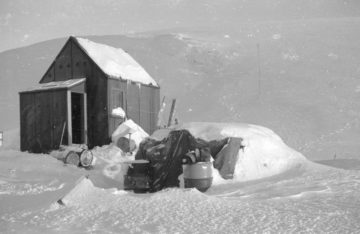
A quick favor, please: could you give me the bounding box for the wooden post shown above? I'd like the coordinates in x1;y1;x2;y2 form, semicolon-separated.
60;122;66;147
167;99;177;127
83;93;88;145
67;90;72;145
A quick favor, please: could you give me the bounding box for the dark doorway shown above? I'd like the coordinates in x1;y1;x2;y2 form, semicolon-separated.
71;93;84;144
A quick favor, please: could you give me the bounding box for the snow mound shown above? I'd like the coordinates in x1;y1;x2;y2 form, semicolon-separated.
177;122;308;184
89;144;133;189
75;37;158;86
0;128;20;151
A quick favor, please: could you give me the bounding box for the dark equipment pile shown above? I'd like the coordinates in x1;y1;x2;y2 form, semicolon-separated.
125;129;243;193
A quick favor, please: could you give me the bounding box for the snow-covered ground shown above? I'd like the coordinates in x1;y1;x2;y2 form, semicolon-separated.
1;123;360;233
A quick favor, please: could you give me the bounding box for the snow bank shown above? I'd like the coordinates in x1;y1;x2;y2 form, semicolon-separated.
76;37;158;86
176;122;308;184
0;128;20;151
88;144;134;189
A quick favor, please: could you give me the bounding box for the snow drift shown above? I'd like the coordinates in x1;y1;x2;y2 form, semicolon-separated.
0;122;308;190
175;122;307;184
150;122;308;186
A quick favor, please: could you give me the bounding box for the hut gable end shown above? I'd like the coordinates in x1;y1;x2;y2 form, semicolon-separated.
40;37;105;84
40;36;159;88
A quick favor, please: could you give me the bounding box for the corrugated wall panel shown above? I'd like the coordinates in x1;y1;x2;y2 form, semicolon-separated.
140;85;152;134
150;87;160;133
108;78;126;136
126;82;140;125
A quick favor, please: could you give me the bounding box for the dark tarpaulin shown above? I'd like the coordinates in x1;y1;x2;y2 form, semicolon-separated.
135;130;211;192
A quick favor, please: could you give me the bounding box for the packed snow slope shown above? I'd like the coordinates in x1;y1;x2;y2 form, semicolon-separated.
1;123;360;233
1;18;360;160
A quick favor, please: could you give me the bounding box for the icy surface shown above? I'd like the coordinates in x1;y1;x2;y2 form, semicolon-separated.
1;123;360;233
75;37;158;86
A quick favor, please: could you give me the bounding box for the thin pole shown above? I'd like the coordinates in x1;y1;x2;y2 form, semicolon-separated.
257;43;262;100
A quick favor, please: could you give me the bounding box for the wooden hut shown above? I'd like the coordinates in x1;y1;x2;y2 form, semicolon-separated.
19;36;160;153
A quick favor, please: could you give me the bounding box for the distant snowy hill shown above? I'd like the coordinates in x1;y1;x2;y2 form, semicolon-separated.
1;0;360;52
1;18;360;160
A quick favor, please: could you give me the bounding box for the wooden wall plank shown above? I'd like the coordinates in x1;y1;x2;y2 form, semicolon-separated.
86;68;108;148
52;90;67;148
41;63;55;83
37;92;53;152
71;41;91;79
20;93;36;151
54;42;72;81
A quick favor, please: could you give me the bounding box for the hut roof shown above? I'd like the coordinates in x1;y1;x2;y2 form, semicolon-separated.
21;78;86;93
75;37;158;87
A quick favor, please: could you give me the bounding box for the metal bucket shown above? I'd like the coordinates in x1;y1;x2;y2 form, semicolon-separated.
183;162;213;192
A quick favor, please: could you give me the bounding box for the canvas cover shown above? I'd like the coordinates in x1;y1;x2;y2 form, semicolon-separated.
111;119;149;152
213;137;243;179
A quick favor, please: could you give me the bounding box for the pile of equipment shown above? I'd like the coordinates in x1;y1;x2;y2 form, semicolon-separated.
124;129;243;193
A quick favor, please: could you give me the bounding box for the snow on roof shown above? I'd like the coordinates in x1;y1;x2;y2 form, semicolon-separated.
21;78;86;93
75;37;158;87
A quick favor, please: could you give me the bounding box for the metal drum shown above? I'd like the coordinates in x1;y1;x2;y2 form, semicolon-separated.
183;162;213;192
